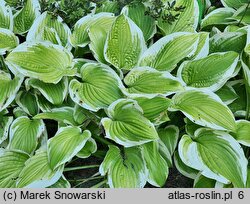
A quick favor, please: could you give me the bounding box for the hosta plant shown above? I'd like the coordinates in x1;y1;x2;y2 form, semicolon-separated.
0;0;250;188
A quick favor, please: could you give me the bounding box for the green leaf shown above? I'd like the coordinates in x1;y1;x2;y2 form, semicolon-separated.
221;0;249;9
232;4;250;25
177;52;239;91
99;145;147;188
133;96;171;125
17;149;63;188
49;175;71;188
73;105;88;125
27;12;71;48
121;3;156;41
6;41;75;84
0;28;19;54
26;77;68;105
215;84;238;105
15;90;39;116
34;107;78;126
0;71;23;112
76;138;97;159
194;173;216;188
141;142;168;187
70;12;114;48
232;120;250;146
138;32;199;71
178;129;248;187
69;63;124;112
104;14;146;70
0;150;29;187
0;110;13;144
0;0;13;30
8;116;45;155
13;0;40;34
101;99;159;147
170;89;236;131
124;67;184;97
157;0;199;35
48;127;91;170
201;8;236;29
192;32;209;60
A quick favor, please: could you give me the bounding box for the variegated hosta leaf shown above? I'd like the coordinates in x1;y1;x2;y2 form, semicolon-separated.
26;77;68;105
232;4;250;25
27;12;71;48
6;41;75;84
49;175;71;188
69;63;124;112
0;110;13;144
121;2;156;41
77;138;97;159
157;0;199;35
221;0;249;9
141;142;168;187
99;145;147;188
73;105;88;125
88;14;115;63
0;0;13;30
104;14;146;70
70;12;115;48
201;8;236;29
215;84;238;105
124;67;184;97
174;151;199;179
177;52;239;91
15;90;39;116
192;32;209;60
0;150;29;187
101;99;159;147
48;127;91;170
17;149;63;188
13;0;40;34
34;107;78;126
169;89;236;132
8;116;45;155
95;0;119;13
0;28;19;54
210;32;247;53
0;71;23;112
133;96;171;125
194;174;216;188
232;120;250;146
138;32;199;71
178;128;248;187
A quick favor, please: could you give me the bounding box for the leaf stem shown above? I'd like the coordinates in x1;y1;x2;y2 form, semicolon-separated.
92;135;113;146
63;164;99;172
72;176;104;188
238;2;250;26
91;179;107;188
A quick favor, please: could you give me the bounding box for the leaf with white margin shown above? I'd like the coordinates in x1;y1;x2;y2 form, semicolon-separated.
178;128;247;187
194;173;216;188
0;150;29;187
88;14;115;63
0;110;13;144
99;145;147;188
121;2;156;41
101;99;159;147
232;4;250;25
0;28;19;54
232;120;250;147
77;138;97;159
13;0;40;34
169;89;236;132
73;105;88;125
157;0;199;35
27;12;71;48
192;32;209;60
177;52;239;91
48;127;91;170
16;149;63;188
49;175;71;188
221;0;249;9
15;90;39;116
138;32;199;71
0;0;13;30
201;8;236;29
141;142;168;187
41;27;62;45
8;116;45;155
6;41;75;84
174;151;199;179
124;67;184;97
133;96;171;125
26;77;68;105
70;12;115;48
210;32;247;53
0;71;23;112
104;14;146;70
215;84;238;105
69;63;124;112
33;107;78;126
